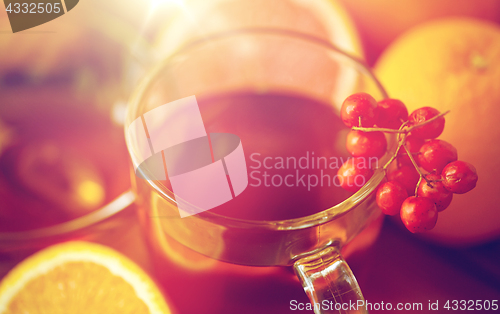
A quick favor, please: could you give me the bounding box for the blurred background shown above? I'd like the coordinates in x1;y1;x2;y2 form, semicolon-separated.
0;0;499;313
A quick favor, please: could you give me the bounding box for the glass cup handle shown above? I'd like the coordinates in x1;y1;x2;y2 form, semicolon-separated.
294;246;368;314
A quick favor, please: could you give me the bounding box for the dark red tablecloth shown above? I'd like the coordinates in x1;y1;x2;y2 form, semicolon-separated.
350;220;500;313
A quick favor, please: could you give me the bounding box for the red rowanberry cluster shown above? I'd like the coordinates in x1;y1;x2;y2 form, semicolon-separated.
338;93;478;233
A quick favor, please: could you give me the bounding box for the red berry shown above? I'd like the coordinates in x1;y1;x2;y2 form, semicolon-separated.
418;139;458;173
400;196;438;233
376;181;408;215
441;161;478;194
408;107;445;139
337;157;374;193
417;173;453;212
346;130;387;158
341;93;378;128
387;164;420;196
397;135;425;166
376;98;408;129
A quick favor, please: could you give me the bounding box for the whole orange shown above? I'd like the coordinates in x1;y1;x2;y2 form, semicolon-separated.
375;18;500;246
339;0;500;65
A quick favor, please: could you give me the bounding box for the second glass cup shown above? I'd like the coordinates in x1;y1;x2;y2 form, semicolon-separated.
126;29;392;314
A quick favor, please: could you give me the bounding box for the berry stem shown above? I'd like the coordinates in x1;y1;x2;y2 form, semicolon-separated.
352;126;406;133
403;143;432;194
415;176;423;197
406;110;450;133
351;110;449;196
382;142;402;171
352;110;449;134
403;144;425;177
382;121;410;170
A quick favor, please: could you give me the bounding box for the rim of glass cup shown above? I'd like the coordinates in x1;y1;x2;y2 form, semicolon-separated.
126;28;392;231
0;191;135;241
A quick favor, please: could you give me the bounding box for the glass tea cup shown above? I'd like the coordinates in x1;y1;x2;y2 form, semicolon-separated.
0;106;151;279
126;29;392;314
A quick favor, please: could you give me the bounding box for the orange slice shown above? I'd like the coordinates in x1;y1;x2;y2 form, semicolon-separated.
0;241;172;314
